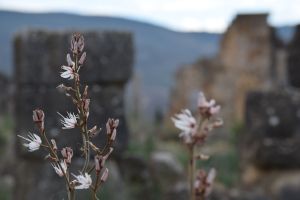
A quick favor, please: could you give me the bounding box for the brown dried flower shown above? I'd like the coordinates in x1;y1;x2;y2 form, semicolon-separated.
32;109;45;131
61;147;73;165
71;33;84;54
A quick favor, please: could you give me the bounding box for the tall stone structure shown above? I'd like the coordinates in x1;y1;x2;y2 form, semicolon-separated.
167;13;286;129
220;14;273;121
287;25;300;88
13;31;133;199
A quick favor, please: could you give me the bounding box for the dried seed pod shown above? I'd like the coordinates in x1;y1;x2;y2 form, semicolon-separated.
79;52;86;65
32;109;45;131
70;33;84;54
88;126;101;137
94;155;105;173
100;168;109;182
51;139;57;151
61;147;73;164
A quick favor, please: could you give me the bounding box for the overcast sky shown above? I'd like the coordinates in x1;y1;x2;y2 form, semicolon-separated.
0;0;299;32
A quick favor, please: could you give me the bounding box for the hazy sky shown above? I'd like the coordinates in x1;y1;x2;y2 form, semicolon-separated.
0;0;299;32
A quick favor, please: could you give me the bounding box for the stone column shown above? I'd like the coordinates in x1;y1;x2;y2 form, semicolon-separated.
13;31;133;199
287;25;300;88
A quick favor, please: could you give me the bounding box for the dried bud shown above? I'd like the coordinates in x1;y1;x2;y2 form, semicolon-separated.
94;155;105;173
88;126;101;137
106;118;119;135
79;52;86;65
103;147;114;160
45;154;58;162
51;139;57;151
61;147;73;165
100;168;109;182
194;168;216;197
89;141;100;152
56;84;72;93
82;85;88;99
32;109;45;131
110;129;117;142
196;154;210;160
212;119;223;128
82;98;90;113
197;92;221;118
71;33;84;54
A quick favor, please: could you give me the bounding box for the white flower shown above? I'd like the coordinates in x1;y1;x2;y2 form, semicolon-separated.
52;160;67;177
72;173;92;189
58;112;78;129
17;133;42;152
172;109;197;144
198;92;221;117
60;65;75;80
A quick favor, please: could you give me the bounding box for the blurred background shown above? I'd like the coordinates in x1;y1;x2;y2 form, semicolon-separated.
0;0;300;199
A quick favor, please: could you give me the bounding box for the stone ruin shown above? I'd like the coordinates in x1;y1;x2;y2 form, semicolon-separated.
13;30;133;199
167;13;300;199
167;13;287;127
241;25;300;199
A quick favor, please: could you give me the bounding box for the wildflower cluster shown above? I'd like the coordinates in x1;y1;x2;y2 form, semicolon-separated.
18;33;117;200
172;92;223;200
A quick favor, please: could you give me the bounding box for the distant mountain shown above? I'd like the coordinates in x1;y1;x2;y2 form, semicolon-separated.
0;10;295;117
0;10;222;115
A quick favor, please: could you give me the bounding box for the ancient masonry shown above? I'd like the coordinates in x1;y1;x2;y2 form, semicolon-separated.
13;31;133;199
167;13;287;128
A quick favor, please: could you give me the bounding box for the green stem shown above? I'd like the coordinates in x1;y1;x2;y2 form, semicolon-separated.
189;145;195;200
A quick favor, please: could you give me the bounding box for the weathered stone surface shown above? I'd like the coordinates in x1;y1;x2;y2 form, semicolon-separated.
149;151;185;200
166;13;283;130
118;156;154;200
14;31;133;84
244;90;300;168
287;25;300;88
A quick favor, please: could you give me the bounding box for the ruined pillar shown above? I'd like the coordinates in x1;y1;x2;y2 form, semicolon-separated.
244;90;300;169
13;31;133;199
287;25;300;88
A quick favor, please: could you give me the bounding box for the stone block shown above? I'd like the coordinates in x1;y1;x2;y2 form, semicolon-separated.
287;25;300;88
244;90;300;168
14;30;134;84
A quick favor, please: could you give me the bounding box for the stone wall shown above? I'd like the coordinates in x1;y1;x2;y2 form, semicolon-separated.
13;30;133;199
167;13;286;129
287;25;300;88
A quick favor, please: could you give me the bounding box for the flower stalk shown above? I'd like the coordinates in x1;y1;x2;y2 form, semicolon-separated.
172;92;222;200
18;33;117;200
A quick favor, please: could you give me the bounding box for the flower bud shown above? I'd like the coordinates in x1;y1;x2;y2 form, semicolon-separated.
100;168;109;182
94;155;105;173
103;147;113;160
106;118;119;135
45;154;58;162
51;139;57;151
83;85;88;99
110;129;117;142
33;109;45;131
71;33;84;54
88;126;101;137
196;154;210;160
79;52;86;65
82;98;90;113
61;147;73;165
212;119;223;128
89;141;100;152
